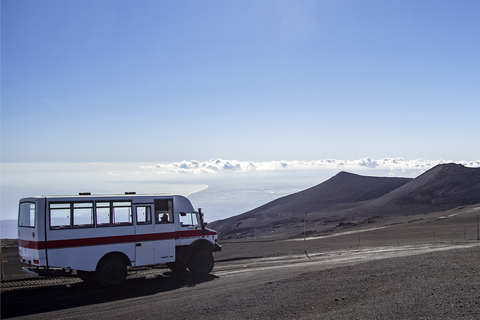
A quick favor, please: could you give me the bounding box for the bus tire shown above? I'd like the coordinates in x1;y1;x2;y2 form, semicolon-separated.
95;256;127;287
188;249;214;275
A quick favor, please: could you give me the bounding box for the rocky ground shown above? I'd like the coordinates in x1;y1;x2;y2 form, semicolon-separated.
2;206;480;319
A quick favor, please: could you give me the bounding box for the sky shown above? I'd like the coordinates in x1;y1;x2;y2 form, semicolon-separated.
1;1;480;224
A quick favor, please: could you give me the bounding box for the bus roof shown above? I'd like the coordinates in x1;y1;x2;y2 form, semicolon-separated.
21;193;176;198
19;194;196;212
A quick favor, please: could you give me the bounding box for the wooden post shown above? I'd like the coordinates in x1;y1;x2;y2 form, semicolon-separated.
304;209;311;259
477;214;479;241
0;240;4;279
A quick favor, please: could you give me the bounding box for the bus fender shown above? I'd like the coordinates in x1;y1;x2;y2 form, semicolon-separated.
189;239;215;255
96;252;131;271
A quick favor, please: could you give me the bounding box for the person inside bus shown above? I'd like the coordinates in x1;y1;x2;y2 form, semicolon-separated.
160;213;169;223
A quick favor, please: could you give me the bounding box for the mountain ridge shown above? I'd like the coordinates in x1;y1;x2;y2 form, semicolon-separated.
209;163;480;239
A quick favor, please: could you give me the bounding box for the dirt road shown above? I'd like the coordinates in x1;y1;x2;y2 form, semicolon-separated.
2;208;480;319
2;242;480;319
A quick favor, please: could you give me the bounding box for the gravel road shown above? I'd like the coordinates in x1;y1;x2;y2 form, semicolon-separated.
2;242;479;319
2;209;480;319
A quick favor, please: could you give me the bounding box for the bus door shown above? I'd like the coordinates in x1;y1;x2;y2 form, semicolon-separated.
134;204;156;266
178;211;202;246
152;199;176;263
134;201;176;266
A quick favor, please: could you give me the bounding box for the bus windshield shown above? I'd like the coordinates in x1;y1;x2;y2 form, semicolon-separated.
179;212;200;227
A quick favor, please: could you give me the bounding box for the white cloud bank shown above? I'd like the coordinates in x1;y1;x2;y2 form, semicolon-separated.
141;158;480;174
1;158;479;223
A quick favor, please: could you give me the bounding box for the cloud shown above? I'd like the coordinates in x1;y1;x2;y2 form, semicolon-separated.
140;158;480;174
2;158;479;221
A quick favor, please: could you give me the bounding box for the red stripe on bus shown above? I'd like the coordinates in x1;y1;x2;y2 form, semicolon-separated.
18;229;217;250
19;239;45;250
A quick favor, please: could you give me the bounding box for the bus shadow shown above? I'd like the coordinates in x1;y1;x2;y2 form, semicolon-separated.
1;273;219;319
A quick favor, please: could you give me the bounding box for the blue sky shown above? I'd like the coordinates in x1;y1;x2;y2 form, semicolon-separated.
2;0;479;162
1;1;480;223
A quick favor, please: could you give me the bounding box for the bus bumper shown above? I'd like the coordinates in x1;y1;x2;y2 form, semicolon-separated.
22;267;73;277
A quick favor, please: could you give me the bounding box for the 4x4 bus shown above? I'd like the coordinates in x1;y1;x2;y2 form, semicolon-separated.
18;193;221;286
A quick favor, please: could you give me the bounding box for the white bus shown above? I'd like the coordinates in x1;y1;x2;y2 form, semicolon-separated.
17;193;221;286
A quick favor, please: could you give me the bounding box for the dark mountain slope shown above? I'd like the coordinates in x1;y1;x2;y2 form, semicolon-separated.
208;172;412;238
353;163;480;217
209;164;480;240
271;171;413;215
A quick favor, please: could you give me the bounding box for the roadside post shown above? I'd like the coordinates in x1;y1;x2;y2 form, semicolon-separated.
1;241;4;279
477;214;479;241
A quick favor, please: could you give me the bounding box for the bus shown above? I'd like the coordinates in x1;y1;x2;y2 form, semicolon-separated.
17;193;221;286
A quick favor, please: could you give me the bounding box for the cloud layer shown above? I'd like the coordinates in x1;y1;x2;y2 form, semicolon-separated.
141;158;480;174
2;158;479;222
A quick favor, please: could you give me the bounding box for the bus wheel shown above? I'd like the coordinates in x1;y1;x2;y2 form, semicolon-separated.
95;257;127;286
189;249;214;275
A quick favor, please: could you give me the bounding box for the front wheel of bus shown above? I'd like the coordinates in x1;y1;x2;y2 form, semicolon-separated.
189;249;214;275
96;257;127;287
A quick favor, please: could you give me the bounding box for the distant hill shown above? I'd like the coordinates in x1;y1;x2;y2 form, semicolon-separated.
208;171;411;239
209;163;480;239
353;163;480;217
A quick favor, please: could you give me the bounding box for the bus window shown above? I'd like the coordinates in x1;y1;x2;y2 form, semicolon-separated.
154;199;173;223
113;202;132;225
49;202;94;229
96;202;111;226
96;201;132;226
179;212;199;227
50;203;72;229
73;203;94;228
136;206;152;225
19;202;36;227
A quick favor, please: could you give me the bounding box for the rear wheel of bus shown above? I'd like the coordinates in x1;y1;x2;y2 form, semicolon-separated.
95;256;127;286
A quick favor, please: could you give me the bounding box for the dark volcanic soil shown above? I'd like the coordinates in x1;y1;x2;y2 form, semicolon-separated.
2;205;480;319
